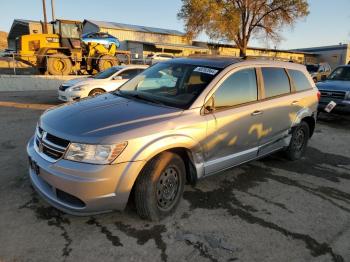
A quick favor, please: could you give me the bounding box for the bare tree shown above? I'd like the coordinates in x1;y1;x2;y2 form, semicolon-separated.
178;0;309;57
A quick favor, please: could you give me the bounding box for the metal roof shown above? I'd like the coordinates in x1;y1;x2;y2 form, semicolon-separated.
85;20;185;36
127;40;208;51
12;19;41;25
192;41;311;55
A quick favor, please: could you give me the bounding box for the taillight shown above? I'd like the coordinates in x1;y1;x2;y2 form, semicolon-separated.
317;91;321;101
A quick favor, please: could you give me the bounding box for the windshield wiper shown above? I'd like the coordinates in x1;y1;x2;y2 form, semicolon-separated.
114;91;165;106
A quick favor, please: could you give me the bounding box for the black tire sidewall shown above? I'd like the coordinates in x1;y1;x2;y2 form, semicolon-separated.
286;122;310;160
135;152;185;221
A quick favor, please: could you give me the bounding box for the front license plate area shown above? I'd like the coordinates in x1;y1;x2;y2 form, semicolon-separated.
29;157;40;175
325;101;337;113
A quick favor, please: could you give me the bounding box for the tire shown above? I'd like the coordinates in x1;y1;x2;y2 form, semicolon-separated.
134;151;185;221
47;53;72;75
88;88;105;97
285;121;310;161
97;55;118;72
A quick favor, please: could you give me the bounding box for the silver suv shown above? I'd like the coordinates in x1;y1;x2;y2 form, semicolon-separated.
27;57;319;220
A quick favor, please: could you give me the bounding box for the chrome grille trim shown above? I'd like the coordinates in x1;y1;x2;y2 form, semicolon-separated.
34;127;70;162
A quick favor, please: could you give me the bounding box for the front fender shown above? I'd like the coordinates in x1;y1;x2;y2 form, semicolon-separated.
113;134;205;206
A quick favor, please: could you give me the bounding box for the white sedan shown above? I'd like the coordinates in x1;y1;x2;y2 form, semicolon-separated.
58;65;149;102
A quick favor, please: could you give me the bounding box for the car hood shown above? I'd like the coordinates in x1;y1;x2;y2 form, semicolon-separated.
316;80;350;92
63;77;108;87
40;93;182;144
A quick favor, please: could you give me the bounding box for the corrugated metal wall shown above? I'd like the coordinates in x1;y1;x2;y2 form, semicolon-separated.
100;28;187;45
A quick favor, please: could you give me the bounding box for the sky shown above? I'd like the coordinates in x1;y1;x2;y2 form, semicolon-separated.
0;0;349;50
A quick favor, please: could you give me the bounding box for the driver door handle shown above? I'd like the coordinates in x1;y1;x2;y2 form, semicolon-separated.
251;110;263;116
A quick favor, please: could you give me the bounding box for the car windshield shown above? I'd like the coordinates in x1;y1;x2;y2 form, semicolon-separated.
93;67;123;79
117;62;220;109
328;66;350;81
306;64;319;73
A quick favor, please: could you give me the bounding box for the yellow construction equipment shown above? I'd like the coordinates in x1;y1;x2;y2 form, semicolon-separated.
16;19;128;75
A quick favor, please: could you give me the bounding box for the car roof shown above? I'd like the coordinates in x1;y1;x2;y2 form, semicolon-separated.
169;56;242;69
167;56;306;71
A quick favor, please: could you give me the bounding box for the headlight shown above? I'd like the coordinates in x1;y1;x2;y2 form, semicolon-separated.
65;142;127;164
70;85;85;91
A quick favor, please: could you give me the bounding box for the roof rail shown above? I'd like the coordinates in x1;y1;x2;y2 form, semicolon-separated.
243;55;301;63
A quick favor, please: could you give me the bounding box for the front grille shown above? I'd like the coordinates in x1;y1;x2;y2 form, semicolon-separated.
35;127;70;161
59;85;70;91
46;133;70;147
320;90;346;100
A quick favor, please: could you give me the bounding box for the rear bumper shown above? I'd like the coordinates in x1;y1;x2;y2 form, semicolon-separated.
27;137;145;215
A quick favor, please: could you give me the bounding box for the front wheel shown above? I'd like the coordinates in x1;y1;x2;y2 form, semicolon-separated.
285;121;310;161
134;152;185;221
88;88;105;97
47;53;72;75
97;55;118;72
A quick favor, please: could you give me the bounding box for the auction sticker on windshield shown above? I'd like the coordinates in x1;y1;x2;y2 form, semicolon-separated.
194;67;219;75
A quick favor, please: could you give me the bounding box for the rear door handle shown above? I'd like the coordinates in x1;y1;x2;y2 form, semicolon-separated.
291;100;299;105
251;110;263;116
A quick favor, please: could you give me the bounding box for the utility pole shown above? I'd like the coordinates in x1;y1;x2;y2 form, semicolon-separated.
51;0;55;21
42;0;48;33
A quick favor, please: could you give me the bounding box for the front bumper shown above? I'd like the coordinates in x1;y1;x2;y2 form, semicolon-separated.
58;90;84;102
318;98;350;114
27;137;145;215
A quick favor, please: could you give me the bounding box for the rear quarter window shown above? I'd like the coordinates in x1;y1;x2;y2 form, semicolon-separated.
288;69;312;92
262;68;291;98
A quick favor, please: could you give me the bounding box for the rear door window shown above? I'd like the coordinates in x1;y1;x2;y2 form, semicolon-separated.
288;69;312;92
262;68;291;98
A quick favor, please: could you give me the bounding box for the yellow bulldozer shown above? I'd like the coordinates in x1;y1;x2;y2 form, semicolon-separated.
16;19;129;75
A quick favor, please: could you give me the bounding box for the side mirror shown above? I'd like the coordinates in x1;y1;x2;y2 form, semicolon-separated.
113;76;123;80
203;97;215;114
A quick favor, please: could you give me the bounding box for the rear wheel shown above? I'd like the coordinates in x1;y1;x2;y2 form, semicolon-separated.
134;152;185;221
47;53;72;75
88;88;105;97
97;55;118;72
285;121;310;161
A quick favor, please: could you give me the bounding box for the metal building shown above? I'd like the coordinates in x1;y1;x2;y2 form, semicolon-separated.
293;44;350;68
7;19;52;50
82;20;208;58
193;41;309;64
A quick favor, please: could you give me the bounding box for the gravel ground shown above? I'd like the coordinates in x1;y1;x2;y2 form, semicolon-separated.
0;91;349;262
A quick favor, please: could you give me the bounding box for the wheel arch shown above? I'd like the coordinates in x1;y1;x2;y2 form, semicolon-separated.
292;108;316;138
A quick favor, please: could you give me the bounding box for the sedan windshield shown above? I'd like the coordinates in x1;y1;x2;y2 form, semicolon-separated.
117;62;220;109
328;66;350;81
93;67;123;79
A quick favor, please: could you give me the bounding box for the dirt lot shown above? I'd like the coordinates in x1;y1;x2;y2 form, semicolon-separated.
0;91;349;262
